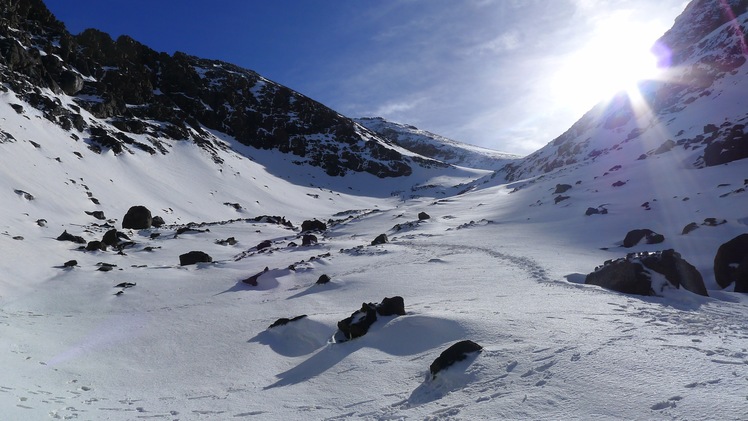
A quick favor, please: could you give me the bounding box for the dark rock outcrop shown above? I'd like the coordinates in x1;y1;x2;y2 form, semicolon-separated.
301;219;327;232
102;229;130;246
714;234;748;292
85;240;106;251
430;340;483;378
586;250;707;296
371;233;388;245
682;222;699;235
56;230;86;244
336;296;406;341
85;210;106;220
63;259;77;268
151;215;165;228
256;240;272;251
553;184;572;194
179;251;212;266
418;212;431;220
242;267;269;286
623;229;665;248
122;205;152;229
316;274;331;284
268;315;307;329
302;234;318;246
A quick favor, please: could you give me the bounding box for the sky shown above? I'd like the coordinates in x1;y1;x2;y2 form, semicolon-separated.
42;0;689;155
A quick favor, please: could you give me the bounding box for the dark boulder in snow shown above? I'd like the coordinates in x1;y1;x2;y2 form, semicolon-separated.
586;250;707;296
681;222;699;235
714;234;748;292
336;296;406;341
85;240;106;251
302;234;318;246
702;217;726;227
122;205;152;229
102;229;130;246
585;206;608;216
57;230;86;244
430;340;483;378
301;219;327;232
63;260;77;268
269;315;307;329
371;233;388;245
179;251;212;266
553;184;572;194
256;240;272;251
316;274;331;284
85;210;106;220
623;229;664;248
418;212;431;220
242;267;269;286
151;215;165;228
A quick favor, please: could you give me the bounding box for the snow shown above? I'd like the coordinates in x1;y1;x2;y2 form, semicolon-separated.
2;83;748;421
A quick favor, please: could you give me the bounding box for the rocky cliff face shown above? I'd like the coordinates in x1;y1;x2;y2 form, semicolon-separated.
502;0;748;182
0;0;424;177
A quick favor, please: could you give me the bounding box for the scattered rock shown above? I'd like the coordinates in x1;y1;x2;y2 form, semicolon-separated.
85;210;106;220
269;315;307;329
316;274;331;284
85;240;107;251
151;215;165;228
654;139;676;155
96;262;117;272
681;222;699;235
714;234;748;292
150;232;161;239
256;240;272;251
301;219;327;232
612;180;627;187
57;230;86;244
371;233;388;245
585;207;608;216
36;219;47;227
302;234;318;246
702;217;726;227
418;212;431;220
175;226;209;235
623;229;664;248
641;202;651;211
336;296;406;341
114;282;136;289
216;237;238;246
102;229;130;246
554;195;570;204
553;184;572;194
179;251;213;266
585;250;707;296
13;189;34;200
63;260;77;268
430;340;483;378
122;205;152;229
242;267;269;286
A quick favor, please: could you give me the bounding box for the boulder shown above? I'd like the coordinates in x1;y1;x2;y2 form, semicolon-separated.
623;229;664;248
371;233;388;245
586;250;707;296
122;205;152;229
269;315;307;329
85;210;106;220
430;340;483;378
301;219;327;232
179;251;212;266
151;215;165;228
243;267;269;286
714;234;748;291
418;212;431;221
63;260;78;268
85;240;107;251
681;222;699;235
302;234;318;246
102;229;130;246
553;184;572;194
57;230;86;244
256;240;272;251
585;206;608;216
316;274;331;284
336;296;407;341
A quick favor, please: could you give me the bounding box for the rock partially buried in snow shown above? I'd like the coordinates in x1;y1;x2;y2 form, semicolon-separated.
316;274;331;284
122;205;152;229
622;229;664;248
179;251;213;266
371;233;388;245
268;315;307;329
430;340;483;378
714;234;748;292
301;219;327;232
336;296;406;341
586;250;707;296
57;230;86;244
418;212;431;220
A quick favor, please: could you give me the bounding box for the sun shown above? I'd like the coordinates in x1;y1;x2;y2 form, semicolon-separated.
550;15;667;115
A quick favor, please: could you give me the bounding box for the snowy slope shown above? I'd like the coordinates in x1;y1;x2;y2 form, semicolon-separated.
355;117;520;170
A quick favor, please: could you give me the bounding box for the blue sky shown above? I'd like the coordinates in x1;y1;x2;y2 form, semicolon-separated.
43;0;689;155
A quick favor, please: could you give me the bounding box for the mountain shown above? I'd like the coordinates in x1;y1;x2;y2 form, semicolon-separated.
355;117;519;170
500;0;748;182
1;0;748;420
0;0;453;179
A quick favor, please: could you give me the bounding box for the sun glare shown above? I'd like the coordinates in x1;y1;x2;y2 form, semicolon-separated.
551;16;667;115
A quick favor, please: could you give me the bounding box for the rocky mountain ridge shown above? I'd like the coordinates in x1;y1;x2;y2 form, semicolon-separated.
499;0;748;183
0;0;445;178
